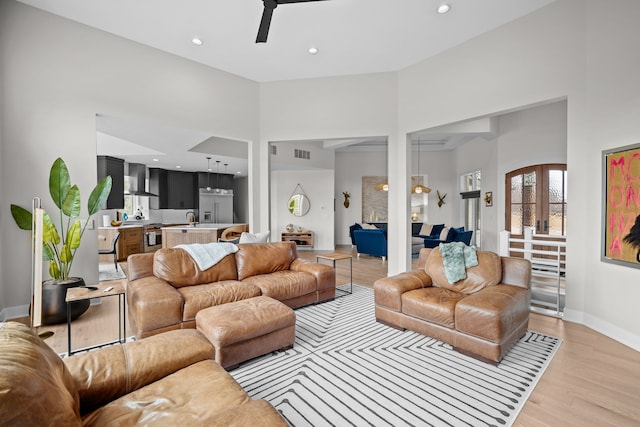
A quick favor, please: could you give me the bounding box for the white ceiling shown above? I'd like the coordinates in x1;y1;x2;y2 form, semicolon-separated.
21;0;555;173
17;0;555;83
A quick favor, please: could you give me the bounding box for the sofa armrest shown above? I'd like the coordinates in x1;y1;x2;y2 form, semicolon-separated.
290;258;335;291
501;257;531;289
64;329;214;414
127;276;184;338
127;253;155;281
374;270;432;312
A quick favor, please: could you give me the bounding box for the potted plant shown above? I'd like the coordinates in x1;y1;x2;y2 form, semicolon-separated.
11;157;112;324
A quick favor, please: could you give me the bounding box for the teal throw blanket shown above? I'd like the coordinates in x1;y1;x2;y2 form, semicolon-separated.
438;242;478;284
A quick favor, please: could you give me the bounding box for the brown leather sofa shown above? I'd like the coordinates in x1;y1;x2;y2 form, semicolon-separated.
127;241;335;338
374;248;531;364
0;322;287;426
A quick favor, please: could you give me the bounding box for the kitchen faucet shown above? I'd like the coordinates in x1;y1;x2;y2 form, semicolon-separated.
186;210;196;224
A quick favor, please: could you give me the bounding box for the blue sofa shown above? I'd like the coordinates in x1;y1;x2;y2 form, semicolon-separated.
353;228;388;261
422;226;473;248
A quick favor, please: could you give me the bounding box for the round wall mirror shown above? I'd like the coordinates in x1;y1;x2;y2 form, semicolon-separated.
288;193;311;216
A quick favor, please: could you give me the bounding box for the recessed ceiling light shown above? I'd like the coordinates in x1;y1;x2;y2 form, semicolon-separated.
176;165;181;169
437;4;451;14
152;158;159;162
191;37;203;46
308;47;319;55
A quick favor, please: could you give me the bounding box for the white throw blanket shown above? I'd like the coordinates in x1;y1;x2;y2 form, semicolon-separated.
175;242;238;271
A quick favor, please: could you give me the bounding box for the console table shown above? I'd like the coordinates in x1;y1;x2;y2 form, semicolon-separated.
281;230;313;248
316;252;353;296
66;283;126;356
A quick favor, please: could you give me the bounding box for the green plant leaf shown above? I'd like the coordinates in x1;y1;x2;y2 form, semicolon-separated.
49;157;71;210
88;176;112;216
42;212;60;246
49;261;61;279
10;204;32;230
43;244;55;261
67;220;81;249
60;243;72;264
62;185;81;218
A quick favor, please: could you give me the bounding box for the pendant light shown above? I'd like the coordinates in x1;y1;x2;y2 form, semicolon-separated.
412;141;431;194
215;160;221;193
206;157;212;191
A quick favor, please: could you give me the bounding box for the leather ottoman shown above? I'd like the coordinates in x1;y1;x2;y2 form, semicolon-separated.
196;296;296;369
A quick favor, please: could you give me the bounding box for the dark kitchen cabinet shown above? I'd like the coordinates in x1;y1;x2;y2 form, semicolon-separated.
97;156;124;209
150;168;196;209
197;172;234;190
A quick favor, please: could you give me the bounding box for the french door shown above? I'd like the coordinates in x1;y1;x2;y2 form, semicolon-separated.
506;164;567;237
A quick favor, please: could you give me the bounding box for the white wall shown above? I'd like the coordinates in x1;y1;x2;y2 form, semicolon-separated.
271;169;335;250
0;1;259;313
396;0;640;349
334;151;387;245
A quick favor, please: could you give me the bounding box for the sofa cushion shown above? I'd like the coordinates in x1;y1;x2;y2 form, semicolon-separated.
153;248;238;287
0;322;81;426
402;288;465;328
426;249;502;294
80;360;252;426
178;281;262;321
439;227;450;240
235;242;297;281
243;271;317;300
454;285;530;342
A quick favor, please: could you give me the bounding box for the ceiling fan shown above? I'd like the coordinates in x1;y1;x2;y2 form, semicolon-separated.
256;0;328;43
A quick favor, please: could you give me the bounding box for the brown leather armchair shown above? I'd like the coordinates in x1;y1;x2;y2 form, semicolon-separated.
374;248;531;364
0;322;287;426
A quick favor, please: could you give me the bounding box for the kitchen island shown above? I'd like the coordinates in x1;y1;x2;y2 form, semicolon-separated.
98;224;143;262
161;223;243;248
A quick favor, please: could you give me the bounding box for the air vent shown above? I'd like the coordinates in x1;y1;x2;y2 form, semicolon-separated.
294;149;310;160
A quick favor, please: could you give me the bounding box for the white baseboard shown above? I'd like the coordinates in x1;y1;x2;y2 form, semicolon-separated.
0;305;29;322
563;308;640;352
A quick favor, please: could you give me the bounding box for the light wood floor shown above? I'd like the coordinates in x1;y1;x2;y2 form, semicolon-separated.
27;246;640;427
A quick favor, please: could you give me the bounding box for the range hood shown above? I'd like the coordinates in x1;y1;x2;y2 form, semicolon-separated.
127;163;158;197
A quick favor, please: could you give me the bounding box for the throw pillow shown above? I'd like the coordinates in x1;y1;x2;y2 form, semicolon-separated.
419;223;433;236
361;223;378;229
439;227;450;241
239;231;270;244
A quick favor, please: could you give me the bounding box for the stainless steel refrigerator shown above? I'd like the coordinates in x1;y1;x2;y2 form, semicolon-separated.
199;189;233;223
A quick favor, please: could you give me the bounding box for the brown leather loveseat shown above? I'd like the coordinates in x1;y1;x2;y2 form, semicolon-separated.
0;322;287;426
374;248;531;363
127;241;335;338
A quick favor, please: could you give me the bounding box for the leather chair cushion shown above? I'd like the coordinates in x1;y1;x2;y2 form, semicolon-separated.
402;287;466;328
179;281;262;321
235;242;297;281
426;249;502;294
154;248;238;287
0;322;81;426
454;285;530;342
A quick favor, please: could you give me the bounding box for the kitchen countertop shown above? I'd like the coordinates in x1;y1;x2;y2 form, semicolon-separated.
161;223;237;231
98;224;143;230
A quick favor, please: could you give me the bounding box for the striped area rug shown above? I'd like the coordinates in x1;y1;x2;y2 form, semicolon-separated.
231;285;561;427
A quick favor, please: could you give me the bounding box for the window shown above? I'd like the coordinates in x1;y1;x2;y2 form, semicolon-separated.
461;171;481;247
506;164;567;236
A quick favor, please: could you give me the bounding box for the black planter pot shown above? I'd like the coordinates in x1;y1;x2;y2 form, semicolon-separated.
41;277;91;325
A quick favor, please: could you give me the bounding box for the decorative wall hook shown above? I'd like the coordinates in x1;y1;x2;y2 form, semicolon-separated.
437;190;447;208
